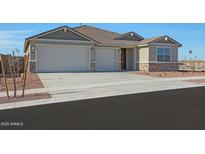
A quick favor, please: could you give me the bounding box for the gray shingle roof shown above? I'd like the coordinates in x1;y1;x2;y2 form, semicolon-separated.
137;36;163;45
74;25;141;46
74;25;182;47
74;25;122;43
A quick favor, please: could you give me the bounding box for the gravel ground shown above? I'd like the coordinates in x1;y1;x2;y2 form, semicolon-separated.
0;73;44;92
0;92;51;104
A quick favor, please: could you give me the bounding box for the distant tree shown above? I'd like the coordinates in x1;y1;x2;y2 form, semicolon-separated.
188;50;194;72
15;49;20;76
184;55;187;68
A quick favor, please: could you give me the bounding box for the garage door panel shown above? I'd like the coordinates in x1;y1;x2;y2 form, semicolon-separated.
96;48;116;71
37;44;88;72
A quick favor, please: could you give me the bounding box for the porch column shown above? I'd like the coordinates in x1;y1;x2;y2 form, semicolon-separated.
116;48;121;71
29;45;37;72
89;47;96;71
133;48;137;70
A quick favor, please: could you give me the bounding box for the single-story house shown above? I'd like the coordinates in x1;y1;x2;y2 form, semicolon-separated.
24;25;182;72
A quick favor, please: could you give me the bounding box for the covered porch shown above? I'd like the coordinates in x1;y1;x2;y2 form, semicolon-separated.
119;48;139;71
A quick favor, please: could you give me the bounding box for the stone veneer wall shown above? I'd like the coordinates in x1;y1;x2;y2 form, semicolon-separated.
29;62;36;72
149;63;178;72
139;63;149;72
139;63;178;72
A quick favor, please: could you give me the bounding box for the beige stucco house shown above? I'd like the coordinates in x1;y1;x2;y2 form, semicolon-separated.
24;25;182;72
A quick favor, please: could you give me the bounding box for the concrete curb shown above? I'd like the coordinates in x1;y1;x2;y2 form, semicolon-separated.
0;88;47;97
0;98;55;110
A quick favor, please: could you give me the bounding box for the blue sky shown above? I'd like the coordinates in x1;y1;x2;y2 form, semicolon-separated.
0;23;204;60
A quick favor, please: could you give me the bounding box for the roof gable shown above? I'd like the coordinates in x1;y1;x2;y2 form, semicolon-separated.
38;29;89;41
24;26;98;52
138;36;182;47
153;36;182;46
114;32;144;41
26;26;97;42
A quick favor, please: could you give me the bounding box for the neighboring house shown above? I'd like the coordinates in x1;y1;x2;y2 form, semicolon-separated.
24;25;182;72
0;53;2;74
0;53;6;74
0;53;24;75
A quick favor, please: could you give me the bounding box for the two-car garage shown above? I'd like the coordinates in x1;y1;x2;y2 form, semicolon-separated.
36;44;117;72
36;44;90;72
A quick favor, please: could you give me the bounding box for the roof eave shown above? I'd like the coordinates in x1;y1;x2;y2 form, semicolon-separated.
97;43;137;48
138;35;182;48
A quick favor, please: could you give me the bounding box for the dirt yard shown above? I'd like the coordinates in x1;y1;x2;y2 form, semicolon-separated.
0;92;51;104
0;73;44;92
179;60;205;72
136;71;205;78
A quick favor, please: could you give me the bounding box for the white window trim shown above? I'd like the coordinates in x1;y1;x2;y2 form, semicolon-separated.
156;47;172;62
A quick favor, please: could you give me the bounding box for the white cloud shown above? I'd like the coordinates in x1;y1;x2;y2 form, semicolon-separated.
0;30;34;55
0;30;34;39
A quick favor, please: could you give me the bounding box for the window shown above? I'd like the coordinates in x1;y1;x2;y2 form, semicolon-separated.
157;47;171;62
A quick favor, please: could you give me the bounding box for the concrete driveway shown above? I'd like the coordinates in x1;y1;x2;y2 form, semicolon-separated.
38;72;205;103
38;72;154;89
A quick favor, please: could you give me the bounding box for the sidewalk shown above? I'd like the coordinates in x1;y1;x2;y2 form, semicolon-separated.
0;88;47;97
0;75;205;110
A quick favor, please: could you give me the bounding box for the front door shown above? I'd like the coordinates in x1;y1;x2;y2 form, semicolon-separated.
121;48;126;70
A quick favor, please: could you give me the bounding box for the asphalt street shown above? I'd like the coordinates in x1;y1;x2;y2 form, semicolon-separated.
0;86;205;130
